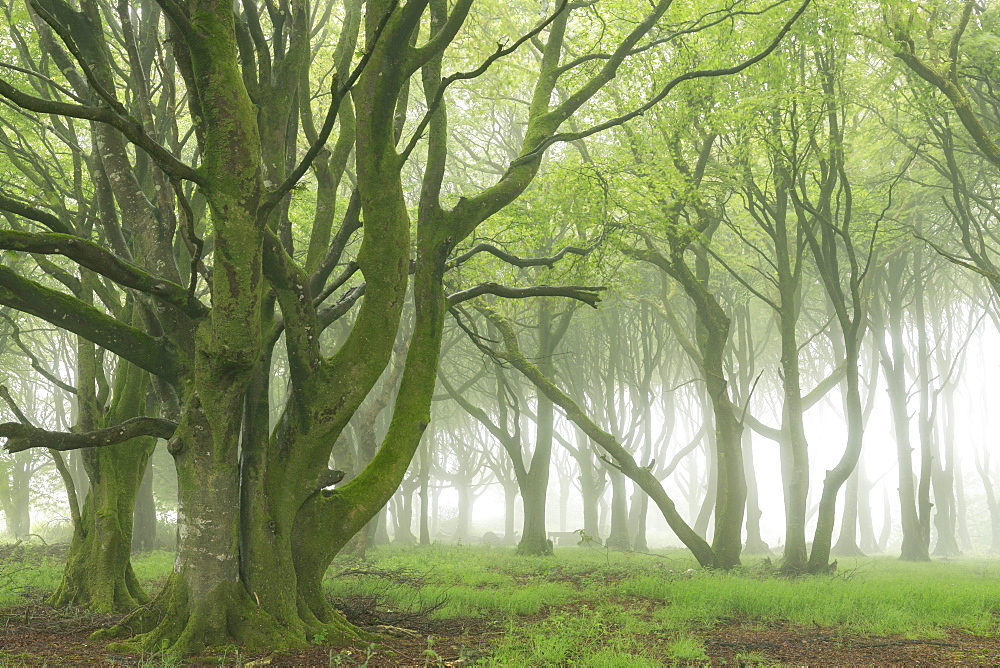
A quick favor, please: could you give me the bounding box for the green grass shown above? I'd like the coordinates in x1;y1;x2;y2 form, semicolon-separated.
2;541;999;664
324;546;1000;664
486;606;664;666
0;546;174;605
623;557;1000;636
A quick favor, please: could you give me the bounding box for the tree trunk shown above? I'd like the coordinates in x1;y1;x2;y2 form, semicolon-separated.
419;450;431;547
52;353;155;612
5;455;31;537
132;457;157;553
975;455;1000;553
932;380;960;556
807;338;865;573
558;473;570;533
913;269;934;560
878;488;893;553
874;273;928;562
742;434;771;554
577;436;602;544
455;484;471;543
857;461;880;554
518;479;553;555
955;458;972;551
606;467;631;550
518;304;557;556
629;488;649;552
694;435;717;540
503;482;518;545
831;466;864;557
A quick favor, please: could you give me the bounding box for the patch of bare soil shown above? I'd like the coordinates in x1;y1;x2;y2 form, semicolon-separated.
700;619;1000;665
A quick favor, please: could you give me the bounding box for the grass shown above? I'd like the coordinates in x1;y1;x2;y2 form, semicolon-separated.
0;546;174;605
324;545;1000;664
1;540;999;664
623;557;1000;636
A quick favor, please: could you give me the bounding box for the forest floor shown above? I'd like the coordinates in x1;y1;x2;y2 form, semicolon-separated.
0;543;999;665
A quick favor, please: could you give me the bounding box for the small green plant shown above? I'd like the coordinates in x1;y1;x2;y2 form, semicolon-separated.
328;647;357;666
576;528;613;565
667;637;709;664
358;643;377;667
423;635;443;666
215;644;244;666
313;628;329;644
734;650;772;665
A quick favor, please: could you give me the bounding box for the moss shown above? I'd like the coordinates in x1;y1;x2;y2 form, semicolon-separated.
105;576;310;656
50;359;156;612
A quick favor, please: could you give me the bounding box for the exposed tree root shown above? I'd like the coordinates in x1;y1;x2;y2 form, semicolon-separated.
93;573;377;657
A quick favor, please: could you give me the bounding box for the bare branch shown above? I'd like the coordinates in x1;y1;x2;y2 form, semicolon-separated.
1;416;177;453
260;0;399;215
399;0;570;163
0;79;203;185
448;282;604;308
0;312;76;394
0;230;209;319
447;242;590;270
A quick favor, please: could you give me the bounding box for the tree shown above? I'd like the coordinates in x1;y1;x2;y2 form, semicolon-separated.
623;125;749;570
0;0;816;654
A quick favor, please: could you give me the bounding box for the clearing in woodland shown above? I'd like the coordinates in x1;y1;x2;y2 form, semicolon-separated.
0;544;998;666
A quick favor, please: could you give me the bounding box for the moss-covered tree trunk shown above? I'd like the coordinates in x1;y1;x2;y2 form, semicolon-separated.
50;357;154;612
103;2;287;652
518;305;557;556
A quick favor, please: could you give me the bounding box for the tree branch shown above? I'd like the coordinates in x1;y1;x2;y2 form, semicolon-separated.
447;242;590;270
0;230;209;319
260;0;398;215
0;78;203;185
1;416;177;453
0;312;76;394
447;283;604;308
0;192;73;234
0;265;184;383
510;0;812;168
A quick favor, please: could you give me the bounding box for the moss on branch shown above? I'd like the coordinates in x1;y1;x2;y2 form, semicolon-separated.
0;230;208;319
1;416;177;453
0;264;185;382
